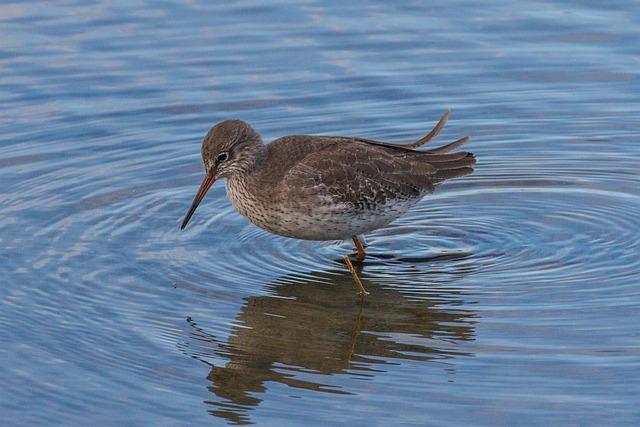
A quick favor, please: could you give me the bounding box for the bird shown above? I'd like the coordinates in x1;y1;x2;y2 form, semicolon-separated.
181;110;475;296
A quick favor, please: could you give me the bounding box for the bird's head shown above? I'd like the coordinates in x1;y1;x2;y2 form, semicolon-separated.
181;119;261;230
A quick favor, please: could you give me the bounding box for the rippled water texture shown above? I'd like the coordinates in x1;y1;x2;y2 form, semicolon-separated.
2;1;639;425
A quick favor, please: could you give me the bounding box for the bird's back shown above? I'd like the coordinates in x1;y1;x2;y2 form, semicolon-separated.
261;134;475;199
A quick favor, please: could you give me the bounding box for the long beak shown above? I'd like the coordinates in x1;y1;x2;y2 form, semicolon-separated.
181;174;215;230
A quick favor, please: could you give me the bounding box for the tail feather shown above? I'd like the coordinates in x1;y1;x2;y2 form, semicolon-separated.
406;111;475;185
356;110;471;155
423;151;470;163
430;151;476;184
405;109;450;149
434;166;474;183
428;152;476;169
425;136;470;154
366;110;450;150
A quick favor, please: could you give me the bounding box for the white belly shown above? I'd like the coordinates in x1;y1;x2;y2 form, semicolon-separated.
227;179;419;240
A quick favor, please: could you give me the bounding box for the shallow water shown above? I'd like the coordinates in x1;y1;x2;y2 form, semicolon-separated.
1;1;640;425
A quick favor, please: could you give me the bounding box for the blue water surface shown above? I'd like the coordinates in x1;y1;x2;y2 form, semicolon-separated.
1;1;639;425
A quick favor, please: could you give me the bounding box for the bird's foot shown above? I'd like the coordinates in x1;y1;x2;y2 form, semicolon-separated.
343;256;368;297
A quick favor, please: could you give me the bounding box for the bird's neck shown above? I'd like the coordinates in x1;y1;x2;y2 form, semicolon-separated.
225;141;266;201
237;140;266;177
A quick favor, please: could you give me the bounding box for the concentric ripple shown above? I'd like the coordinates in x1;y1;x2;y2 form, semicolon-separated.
2;0;640;425
3;115;639;425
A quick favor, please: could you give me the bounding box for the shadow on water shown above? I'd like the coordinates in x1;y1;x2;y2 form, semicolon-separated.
179;263;477;425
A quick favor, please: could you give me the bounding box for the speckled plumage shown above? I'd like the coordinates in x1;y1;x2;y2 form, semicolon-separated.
182;112;476;242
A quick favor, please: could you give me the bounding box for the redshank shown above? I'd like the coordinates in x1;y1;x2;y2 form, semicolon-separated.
181;110;475;296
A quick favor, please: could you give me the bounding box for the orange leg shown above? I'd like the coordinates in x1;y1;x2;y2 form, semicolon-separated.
352;235;366;262
343;256;369;297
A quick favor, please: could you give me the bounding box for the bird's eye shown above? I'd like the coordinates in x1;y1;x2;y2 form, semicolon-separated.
216;152;229;163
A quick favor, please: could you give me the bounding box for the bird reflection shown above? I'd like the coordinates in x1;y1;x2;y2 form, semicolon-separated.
181;265;476;425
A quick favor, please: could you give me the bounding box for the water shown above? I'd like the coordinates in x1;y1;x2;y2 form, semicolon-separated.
1;1;639;425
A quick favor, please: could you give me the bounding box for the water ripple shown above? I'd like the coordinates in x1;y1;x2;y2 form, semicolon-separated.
2;0;640;425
